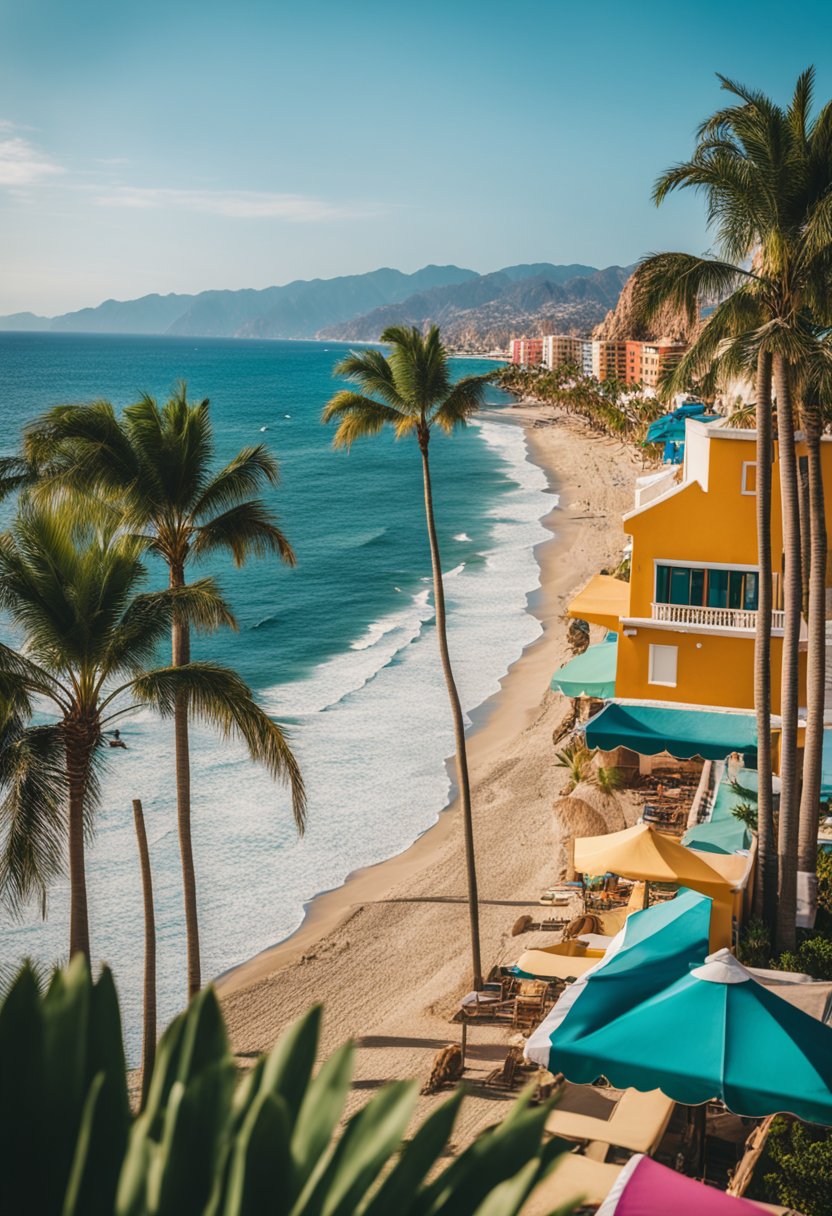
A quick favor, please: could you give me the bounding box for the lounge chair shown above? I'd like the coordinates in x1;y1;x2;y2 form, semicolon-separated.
514;939;606;983
524;1152;623;1212
545;1086;675;1156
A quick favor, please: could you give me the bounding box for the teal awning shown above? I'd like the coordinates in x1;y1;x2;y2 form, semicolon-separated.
551;635;617;699
584;703;757;762
645;405;720;444
683;817;751;854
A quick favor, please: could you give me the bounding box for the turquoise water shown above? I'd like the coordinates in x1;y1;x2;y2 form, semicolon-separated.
0;333;553;1058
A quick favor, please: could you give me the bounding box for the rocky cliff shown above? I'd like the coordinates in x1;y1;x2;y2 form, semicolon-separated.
592;272;699;343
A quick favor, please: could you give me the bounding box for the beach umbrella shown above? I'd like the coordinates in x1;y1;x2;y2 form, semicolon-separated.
551;634;617;699
573;822;736;948
596;1154;780;1215
529;948;832;1125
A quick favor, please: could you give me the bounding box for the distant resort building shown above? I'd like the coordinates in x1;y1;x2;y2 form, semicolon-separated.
508;337;544;366
525;332;689;388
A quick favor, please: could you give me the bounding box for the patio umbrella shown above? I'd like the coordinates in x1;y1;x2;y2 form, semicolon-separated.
530;948;832;1125
596;1154;782;1215
551;634;618;698
573;822;736;948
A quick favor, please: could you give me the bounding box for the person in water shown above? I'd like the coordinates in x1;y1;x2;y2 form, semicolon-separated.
108;729;127;749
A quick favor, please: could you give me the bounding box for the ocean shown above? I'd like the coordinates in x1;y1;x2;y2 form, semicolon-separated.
0;333;554;1060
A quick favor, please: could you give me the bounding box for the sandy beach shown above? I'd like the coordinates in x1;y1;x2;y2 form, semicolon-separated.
218;403;640;1151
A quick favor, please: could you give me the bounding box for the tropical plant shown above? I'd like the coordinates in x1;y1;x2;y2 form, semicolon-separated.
736;917;772;969
775;933;832;980
0;502;303;963
15;385;302;998
0;957;577;1216
591;763;624;796
322;326;490;991
553;741;591;792
755;1116;832;1216
632;68;832;947
730;802;759;833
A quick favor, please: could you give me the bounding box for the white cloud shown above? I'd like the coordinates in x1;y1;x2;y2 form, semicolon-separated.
0;132;63;187
93;186;375;222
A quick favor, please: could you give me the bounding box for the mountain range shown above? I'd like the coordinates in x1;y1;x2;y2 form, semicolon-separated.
0;262;635;349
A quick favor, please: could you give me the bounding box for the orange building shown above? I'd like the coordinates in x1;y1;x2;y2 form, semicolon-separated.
509;337;544;366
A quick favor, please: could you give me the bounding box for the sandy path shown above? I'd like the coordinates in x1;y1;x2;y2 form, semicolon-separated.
218;405;639;1149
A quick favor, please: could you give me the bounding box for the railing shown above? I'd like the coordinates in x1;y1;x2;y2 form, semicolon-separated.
652;603;785;631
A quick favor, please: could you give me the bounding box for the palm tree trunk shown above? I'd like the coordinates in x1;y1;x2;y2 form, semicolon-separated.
419;430;483;991
774;354;802;953
171;562;200;999
65;722;93;962
797;398;827;928
132;798;156;1108
753;351;778;930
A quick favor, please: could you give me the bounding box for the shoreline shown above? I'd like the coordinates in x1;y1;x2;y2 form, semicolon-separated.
218;403;639;1145
216;404;563;993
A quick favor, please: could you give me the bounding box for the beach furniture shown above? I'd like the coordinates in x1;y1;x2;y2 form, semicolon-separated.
595;1153;802;1214
512;979;550;1029
526;1152;624;1210
545;1085;675;1155
514;940;607;983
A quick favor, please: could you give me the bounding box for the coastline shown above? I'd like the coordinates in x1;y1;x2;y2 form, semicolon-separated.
218;402;639;1144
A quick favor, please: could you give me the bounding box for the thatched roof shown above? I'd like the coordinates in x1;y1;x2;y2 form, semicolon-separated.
570;781;627;832
553;796;608;842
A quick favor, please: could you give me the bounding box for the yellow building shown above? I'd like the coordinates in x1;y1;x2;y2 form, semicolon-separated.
568;417;832;717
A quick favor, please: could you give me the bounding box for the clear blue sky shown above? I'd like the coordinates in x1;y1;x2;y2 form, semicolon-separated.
1;0;830;314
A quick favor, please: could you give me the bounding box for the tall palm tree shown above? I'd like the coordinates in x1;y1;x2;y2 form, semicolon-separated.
632;69;832;944
0;502;304;962
322;326;489;990
18;385;300;997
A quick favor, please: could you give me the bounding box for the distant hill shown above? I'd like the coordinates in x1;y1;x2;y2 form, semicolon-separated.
0;262;634;349
320;264;635;348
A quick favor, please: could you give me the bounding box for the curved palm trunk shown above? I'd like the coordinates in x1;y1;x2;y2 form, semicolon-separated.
798;399;827;928
132;798;156;1108
171;562;200;999
419;432;483;991
774;354;802;953
65;720;94;962
753;351;777;929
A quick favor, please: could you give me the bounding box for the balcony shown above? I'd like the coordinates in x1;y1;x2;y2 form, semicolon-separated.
652;602;785;631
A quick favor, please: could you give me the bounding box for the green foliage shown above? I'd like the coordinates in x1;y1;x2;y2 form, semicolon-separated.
0;959;576;1216
775;934;832;981
554;740;591;792
753;1116;832;1216
591;764;624;796
736;918;772;969
730;802;759;833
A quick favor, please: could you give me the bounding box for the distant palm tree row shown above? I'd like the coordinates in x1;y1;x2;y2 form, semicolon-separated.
0;389;305;991
495;363;667;448
633;68;832;949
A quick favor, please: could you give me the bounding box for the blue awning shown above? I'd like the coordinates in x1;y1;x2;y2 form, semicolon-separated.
584;702;757;762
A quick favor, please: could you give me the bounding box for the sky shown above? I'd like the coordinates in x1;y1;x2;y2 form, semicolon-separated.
2;0;832;315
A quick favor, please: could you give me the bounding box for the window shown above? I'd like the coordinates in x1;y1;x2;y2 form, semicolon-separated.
742;462;757;495
656;564;759;611
649;644;678;687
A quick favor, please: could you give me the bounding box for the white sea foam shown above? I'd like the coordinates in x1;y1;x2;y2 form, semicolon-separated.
4;415;554;1063
453;532;471;542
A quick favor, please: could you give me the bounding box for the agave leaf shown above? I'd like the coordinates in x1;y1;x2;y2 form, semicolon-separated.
293;1080;418;1216
138;1012;187;1137
258;1005;322;1121
220;1090;293;1216
360;1089;462;1216
469;1159;541;1216
41;956;91;1215
175;985;229;1087
151;1059;237;1216
290;1040;354;1191
62;1071;106;1216
0;966;44;1214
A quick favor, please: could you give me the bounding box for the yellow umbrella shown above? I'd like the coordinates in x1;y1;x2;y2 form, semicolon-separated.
573;823;736;949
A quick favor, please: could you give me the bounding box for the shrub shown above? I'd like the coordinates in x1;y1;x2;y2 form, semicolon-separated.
0;957;576;1216
753;1116;832;1216
775;934;832;981
592;764;624;796
554;740;591;791
737;918;771;969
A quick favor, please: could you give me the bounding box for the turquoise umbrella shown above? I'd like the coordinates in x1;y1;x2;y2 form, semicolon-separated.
682;817;751;854
551;634;617;699
528;947;832;1125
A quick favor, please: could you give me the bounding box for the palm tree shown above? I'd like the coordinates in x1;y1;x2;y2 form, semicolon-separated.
632;69;832;944
0;502;304;963
18;385;300;997
322;326;489;990
131;797;156;1109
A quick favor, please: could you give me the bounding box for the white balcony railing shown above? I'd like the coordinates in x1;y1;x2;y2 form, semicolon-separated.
652;602;785;631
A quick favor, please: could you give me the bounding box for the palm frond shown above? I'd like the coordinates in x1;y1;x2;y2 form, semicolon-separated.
322;392;410;450
0;717;66;916
131;663;306;831
430;374;489;433
332;348;410;413
191;501;296;568
191;446;279;520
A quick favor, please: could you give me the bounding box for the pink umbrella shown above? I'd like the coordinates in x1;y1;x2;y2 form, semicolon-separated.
596;1154;795;1215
